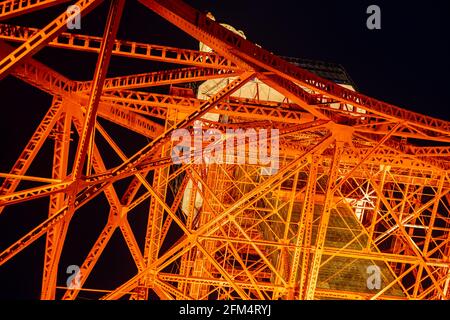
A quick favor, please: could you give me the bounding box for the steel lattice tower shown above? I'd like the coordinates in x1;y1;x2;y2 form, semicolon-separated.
0;0;449;300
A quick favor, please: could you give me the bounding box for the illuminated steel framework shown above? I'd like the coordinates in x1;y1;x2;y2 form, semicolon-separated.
0;0;449;300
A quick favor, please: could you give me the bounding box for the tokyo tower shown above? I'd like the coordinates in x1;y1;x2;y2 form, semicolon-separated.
0;0;449;300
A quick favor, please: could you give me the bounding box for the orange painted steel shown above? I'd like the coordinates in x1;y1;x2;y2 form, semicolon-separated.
0;0;449;300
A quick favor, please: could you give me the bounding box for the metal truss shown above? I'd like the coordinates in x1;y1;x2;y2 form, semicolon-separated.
0;24;239;70
0;0;449;301
0;0;70;20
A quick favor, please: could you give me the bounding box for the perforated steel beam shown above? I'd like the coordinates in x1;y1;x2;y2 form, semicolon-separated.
0;24;238;70
0;0;70;20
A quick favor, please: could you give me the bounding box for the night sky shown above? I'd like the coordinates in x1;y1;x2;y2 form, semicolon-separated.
0;0;449;299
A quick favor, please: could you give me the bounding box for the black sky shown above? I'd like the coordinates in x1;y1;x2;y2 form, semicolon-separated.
0;0;449;299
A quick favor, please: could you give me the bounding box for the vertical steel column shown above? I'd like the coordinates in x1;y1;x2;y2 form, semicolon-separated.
138;108;178;300
71;0;125;179
305;141;342;300
41;103;72;300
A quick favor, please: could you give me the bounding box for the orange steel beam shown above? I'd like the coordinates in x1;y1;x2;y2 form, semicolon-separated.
107;162;256;298
0;24;238;70
193;235;447;266
0;181;72;207
96;103;164;138
0;0;102;79
0;97;63;212
100;90;310;124
75;67;237;92
71;0;124;179
0;39;309;142
62;218;117;299
139;0;325;120
292;158;319;299
41;106;72;300
139;109;177;300
0;176;111;267
1;21;448;141
0;40;76;95
407;146;450;157
0;206;69;267
159;175;190;245
0;173;61;184
257;73;329;119
0;0;70;20
5;46;447;149
305;141;343;299
1;128;156;276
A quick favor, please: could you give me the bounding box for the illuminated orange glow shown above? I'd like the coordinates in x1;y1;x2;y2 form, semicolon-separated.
0;0;449;300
